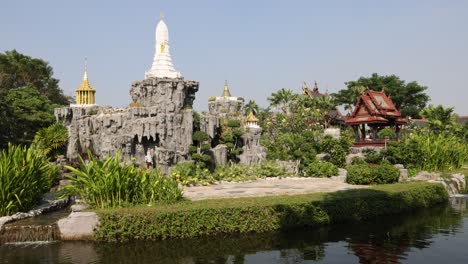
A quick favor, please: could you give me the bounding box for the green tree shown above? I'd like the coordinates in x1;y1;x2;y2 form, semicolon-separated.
0;50;70;105
421;105;461;135
1;86;58;146
267;88;296;114
0;50;70;148
333;73;429;118
244;100;259;115
192;131;209;154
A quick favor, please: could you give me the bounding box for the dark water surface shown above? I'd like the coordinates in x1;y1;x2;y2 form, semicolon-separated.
1;197;468;264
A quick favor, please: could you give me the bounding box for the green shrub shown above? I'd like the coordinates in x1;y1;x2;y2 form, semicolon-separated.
305;161;338;177
32;122;68;158
253;161;293;178
401;133;467;171
60;152;182;208
363;149;383;164
0;144;58;216
171;162;293;186
346;162;400;185
318;136;348;168
95;182;447;241
227;119;241;128
378;128;395;139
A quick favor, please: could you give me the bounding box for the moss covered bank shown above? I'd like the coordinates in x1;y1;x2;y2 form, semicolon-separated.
95;182;447;242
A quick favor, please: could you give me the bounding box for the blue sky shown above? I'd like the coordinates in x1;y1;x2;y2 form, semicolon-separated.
1;0;467;114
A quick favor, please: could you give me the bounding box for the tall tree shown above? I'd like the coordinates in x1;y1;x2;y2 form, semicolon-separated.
333;73;429;118
1;86;58;146
420;105;460;134
0;50;70;105
267;88;296;114
244;100;259;115
0;50;69;148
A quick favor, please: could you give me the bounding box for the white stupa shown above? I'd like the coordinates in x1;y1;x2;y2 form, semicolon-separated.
145;14;181;79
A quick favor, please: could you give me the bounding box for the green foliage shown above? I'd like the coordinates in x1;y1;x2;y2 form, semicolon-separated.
95;182;447;241
305;161;338;178
267;88;296;114
1;86;59;147
244;100;260;116
378;128;395;139
32;122;68;158
60;152;183;209
0;144;57;216
192;111;201;131
0;50;70;105
332;73;429;118
363;149;383;164
401;133;467;171
227;119;241;128
317;136;349;168
346;162;400;185
192;131;209;143
421;105;462;136
171;161;293;186
208;96;216;102
0;50;70;148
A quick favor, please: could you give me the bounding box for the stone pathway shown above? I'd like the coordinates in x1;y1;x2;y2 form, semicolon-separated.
183;177;368;201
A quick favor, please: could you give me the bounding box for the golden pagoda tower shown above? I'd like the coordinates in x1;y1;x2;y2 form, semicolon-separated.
75;59;96;105
222;80;231;97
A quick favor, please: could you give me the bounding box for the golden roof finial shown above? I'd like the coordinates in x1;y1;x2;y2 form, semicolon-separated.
223;80;231;97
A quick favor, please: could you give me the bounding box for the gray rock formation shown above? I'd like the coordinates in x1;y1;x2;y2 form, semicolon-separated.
55;77;199;174
239;127;266;165
200;97;244;139
211;144;228;167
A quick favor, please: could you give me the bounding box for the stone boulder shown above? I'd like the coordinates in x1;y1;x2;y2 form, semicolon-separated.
58;212;99;240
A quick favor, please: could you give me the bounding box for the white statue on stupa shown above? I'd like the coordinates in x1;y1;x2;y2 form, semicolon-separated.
145;13;181;79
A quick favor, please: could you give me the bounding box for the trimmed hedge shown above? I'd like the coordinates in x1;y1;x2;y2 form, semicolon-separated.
346;162;400;185
94;182;448;242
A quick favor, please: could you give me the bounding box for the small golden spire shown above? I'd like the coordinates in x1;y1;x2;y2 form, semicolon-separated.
222;80;231;97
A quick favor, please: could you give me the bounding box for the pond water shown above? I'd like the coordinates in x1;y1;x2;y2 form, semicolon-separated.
1;197;467;264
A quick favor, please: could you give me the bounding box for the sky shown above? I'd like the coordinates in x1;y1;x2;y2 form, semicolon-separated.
1;0;467;114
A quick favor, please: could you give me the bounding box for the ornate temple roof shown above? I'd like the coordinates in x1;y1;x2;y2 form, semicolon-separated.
246;111;259;122
346;89;408;125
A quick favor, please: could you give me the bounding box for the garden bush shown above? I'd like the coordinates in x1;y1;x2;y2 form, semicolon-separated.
305;161;338;178
95;182;447;241
61;152;182;208
317;136;348;168
0;144;58;216
171;161;293;186
346;162;400;185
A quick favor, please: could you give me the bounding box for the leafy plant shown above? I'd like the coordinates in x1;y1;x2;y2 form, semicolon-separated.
32;122;68;158
60;151;182;208
0;144;58;216
346;162;400;185
378;128;395;139
305;161;338;178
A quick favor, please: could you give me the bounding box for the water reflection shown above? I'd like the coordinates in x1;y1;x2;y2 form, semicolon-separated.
1;197;467;264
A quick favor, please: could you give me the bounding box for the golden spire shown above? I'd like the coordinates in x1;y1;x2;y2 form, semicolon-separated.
222;80;231;97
